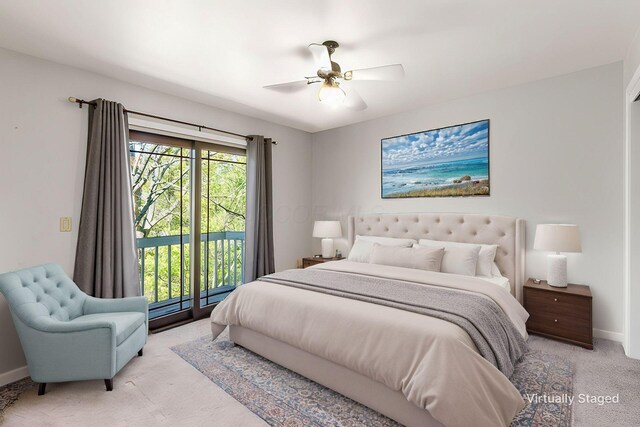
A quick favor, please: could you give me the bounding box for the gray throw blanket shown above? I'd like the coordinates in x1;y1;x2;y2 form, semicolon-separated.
260;268;527;378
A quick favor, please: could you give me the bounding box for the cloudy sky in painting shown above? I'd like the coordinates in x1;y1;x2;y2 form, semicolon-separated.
382;120;489;169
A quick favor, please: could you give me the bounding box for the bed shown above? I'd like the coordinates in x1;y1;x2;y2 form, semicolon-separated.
211;213;528;427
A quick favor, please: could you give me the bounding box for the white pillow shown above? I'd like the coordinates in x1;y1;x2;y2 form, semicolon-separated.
415;243;480;276
370;244;444;272
491;262;503;277
418;239;497;277
347;235;416;263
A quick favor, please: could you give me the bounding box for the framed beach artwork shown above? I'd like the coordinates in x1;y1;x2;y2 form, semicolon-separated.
381;119;490;198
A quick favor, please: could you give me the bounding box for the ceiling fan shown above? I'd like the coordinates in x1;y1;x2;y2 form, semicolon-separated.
263;40;404;110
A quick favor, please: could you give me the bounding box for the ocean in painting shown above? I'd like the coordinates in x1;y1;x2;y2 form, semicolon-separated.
381;120;490;198
382;157;488;197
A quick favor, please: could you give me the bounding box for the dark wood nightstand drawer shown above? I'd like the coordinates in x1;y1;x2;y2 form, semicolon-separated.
527;310;591;342
525;288;590;321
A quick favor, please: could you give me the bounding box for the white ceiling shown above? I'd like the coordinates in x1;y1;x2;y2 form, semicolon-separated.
1;0;639;133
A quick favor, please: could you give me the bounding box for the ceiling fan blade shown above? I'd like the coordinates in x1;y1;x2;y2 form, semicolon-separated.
343;85;367;111
308;43;331;72
263;80;312;93
343;64;404;81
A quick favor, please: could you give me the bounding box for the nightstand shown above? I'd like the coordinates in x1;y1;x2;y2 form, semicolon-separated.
523;278;593;349
301;257;342;268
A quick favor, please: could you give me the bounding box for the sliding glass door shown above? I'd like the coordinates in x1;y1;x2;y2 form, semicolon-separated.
129;131;246;327
198;146;247;311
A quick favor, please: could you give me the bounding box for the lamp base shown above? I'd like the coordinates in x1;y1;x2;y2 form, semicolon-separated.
547;254;568;287
321;238;334;258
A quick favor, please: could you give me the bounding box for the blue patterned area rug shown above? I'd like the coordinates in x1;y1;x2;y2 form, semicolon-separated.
172;336;573;427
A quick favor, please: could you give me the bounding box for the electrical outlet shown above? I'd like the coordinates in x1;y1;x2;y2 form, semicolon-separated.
60;217;72;232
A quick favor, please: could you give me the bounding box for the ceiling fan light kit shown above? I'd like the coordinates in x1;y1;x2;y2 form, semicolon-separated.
264;40;405;111
318;81;346;107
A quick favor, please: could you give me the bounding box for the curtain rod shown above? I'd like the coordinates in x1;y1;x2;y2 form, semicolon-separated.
67;97;277;145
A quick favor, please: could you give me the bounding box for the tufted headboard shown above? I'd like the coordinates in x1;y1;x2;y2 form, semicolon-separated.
348;213;526;300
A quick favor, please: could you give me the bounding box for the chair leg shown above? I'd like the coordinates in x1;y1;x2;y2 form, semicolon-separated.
138;348;143;357
37;383;46;396
104;379;113;391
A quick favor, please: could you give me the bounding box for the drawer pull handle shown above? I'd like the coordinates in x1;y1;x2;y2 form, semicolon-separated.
554;298;558;302
554;319;558;323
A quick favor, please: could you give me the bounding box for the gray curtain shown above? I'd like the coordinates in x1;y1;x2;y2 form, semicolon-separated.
73;99;140;298
244;135;275;282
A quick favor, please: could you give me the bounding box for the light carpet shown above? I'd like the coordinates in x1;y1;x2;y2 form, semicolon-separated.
0;320;266;426
527;335;640;427
1;319;639;426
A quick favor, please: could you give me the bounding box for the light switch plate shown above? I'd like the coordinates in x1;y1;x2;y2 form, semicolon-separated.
60;217;72;232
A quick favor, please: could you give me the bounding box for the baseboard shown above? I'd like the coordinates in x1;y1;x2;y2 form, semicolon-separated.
593;328;624;342
0;365;29;387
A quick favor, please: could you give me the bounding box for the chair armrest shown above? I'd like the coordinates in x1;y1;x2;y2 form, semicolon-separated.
19;316;117;382
83;296;148;316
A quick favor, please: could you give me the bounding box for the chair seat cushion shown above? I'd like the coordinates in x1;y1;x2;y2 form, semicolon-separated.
72;312;145;346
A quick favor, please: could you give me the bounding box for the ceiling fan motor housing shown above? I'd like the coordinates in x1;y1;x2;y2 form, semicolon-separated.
321;41;342;74
322;40;339;54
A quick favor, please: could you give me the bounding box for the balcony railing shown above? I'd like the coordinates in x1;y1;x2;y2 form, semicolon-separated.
137;231;245;319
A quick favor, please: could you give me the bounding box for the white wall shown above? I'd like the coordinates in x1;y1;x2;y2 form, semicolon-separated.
311;62;624;339
624;32;640;358
0;47;313;380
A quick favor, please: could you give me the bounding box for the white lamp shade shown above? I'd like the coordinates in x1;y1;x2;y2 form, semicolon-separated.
533;224;582;253
318;83;346;106
313;221;342;238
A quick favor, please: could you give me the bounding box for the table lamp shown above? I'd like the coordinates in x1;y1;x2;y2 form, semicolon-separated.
533;224;582;287
313;221;342;258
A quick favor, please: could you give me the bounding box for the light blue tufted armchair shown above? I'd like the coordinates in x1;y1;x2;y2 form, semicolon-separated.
0;263;148;395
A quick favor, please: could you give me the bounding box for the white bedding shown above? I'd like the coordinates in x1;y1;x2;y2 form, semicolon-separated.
211;261;528;427
480;275;511;292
